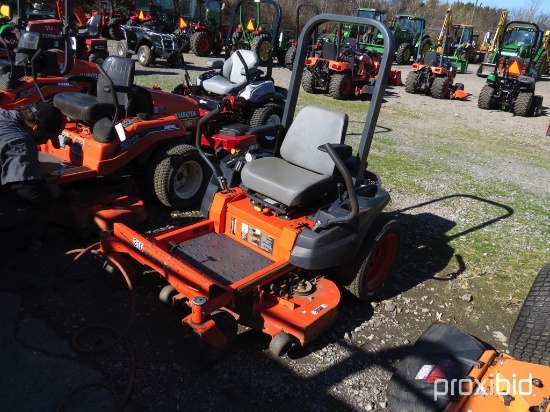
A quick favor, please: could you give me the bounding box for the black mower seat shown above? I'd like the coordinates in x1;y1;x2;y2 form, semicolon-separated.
201;49;259;96
54;56;135;122
241;105;348;207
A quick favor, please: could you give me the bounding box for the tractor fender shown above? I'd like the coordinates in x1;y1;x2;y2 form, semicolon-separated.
328;60;353;71
0;24;15;36
133;137;188;171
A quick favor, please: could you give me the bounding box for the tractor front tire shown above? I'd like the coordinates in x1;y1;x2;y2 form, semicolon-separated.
191;31;213;57
395;43;412;64
509;263;550;366
116;40;131;58
148;143;210;209
329;72;353;100
513;91;534;117
334;216;402;301
302;69;317;94
284;45;296;70
478;84;496;110
248;103;284;149
404;71;419;93
430;76;449;99
251;33;272;66
137;45;154;67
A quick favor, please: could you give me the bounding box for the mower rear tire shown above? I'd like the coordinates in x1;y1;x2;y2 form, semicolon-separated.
395;43;412;65
269;332;295;357
191;310;238;363
137;45;154;67
509;263;550;366
89;52;108;66
329;72;353;100
284;45;296;69
404;71;419;93
148;143;210;209
248;103;284;149
167;52;181;68
251;33;272;66
478;84;496;110
430;76;449;99
302;69;317;94
335;216;402;301
191;31;213;57
513;91;533;117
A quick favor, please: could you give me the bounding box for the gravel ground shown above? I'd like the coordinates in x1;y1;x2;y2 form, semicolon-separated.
2;44;549;412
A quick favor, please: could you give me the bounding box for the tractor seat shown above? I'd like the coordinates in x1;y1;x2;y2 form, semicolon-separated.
0;31;42;81
423;51;439;66
201;49;259;96
241;105;348;208
54;56;135;122
75;13;102;39
321;41;337;60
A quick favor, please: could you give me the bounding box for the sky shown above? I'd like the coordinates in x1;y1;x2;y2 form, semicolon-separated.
463;0;550;15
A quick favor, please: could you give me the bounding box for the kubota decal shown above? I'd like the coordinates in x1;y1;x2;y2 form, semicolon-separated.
114;124;182;155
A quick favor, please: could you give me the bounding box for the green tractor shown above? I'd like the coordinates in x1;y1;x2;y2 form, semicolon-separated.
391;14;431;64
228;0;282;66
342;7;386;43
477;22;547;79
0;4;20;55
477;21;544;117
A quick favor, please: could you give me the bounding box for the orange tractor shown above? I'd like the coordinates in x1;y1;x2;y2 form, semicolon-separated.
404;28;468;100
90;14;402;361
303;30;401;100
387;262;550;411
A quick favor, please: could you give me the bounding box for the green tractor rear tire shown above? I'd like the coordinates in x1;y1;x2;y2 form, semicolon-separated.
251;33;272;66
478;84;496;110
395;43;412;64
513;91;534;117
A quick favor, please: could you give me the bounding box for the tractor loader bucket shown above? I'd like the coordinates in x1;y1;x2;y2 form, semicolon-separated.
450;89;468;99
476;62;495;77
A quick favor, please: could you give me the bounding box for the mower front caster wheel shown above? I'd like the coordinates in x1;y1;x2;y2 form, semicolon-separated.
269;331;295;357
159;285;177;305
190;310;238;363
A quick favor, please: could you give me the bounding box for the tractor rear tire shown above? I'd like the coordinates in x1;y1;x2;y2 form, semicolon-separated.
509;263;550;366
147;143;210;209
395;42;412;64
430;76;449;99
329;72;353;100
419;38;431;59
478;84;496;110
248;103;284;149
404;71;419;93
534;51;547;80
190;310;238;363
284;45;296;69
108;17;126;40
251;33;272;66
191;31;213;57
334;215;402;301
302;69;317;94
137;45;154;67
513;91;533;117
